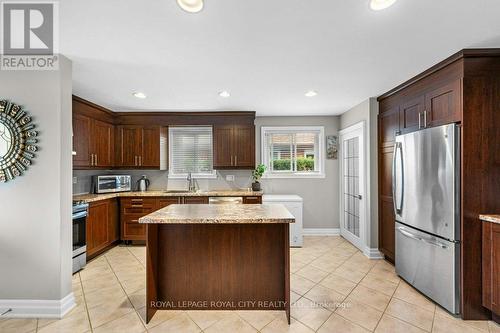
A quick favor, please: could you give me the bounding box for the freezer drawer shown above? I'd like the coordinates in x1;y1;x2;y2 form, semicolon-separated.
395;222;460;314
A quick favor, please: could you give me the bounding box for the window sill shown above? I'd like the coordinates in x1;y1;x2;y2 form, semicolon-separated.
168;173;218;179
262;173;326;179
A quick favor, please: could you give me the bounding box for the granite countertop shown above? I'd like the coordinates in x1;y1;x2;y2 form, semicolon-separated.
73;190;263;203
139;204;295;224
479;215;500;225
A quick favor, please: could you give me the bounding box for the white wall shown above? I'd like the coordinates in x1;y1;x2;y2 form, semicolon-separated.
255;116;340;230
0;56;74;318
339;98;379;248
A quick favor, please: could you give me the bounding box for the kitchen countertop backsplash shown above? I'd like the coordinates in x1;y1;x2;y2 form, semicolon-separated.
73;169;254;195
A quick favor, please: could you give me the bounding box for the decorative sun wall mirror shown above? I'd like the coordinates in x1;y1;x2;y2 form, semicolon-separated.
0;100;39;183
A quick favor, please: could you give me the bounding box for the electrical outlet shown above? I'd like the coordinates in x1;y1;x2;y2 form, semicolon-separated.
72;176;77;184
226;175;235;182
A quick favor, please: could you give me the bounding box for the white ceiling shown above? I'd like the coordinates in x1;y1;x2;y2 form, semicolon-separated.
60;0;500;116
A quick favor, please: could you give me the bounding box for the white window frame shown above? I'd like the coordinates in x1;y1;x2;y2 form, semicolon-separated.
168;126;217;179
261;126;326;179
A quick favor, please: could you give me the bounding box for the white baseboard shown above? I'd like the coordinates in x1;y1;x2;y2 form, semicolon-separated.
303;228;340;236
363;247;384;259
0;292;76;319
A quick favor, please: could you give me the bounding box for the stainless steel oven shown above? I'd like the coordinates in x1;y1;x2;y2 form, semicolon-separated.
92;175;131;194
73;201;88;274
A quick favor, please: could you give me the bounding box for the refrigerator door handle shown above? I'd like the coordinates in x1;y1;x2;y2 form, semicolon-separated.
398;226;449;249
392;142;404;215
397;227;421;242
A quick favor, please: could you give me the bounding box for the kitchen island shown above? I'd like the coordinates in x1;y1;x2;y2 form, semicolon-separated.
139;204;295;324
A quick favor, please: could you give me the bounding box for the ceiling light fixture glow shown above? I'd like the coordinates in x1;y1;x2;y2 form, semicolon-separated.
219;91;230;98
133;92;147;99
305;90;318;97
177;0;204;13
370;0;397;11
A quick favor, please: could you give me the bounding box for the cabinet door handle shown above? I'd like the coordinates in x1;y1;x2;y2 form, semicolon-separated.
418;111;422;129
230;155;233;166
95;154;98;166
423;110;427;128
134;156;137;166
90;154;93;166
139;156;142;166
234;155;237;166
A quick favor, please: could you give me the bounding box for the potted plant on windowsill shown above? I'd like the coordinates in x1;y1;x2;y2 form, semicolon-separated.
251;164;266;191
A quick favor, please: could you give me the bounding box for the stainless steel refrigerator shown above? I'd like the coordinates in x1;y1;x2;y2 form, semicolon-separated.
393;123;460;314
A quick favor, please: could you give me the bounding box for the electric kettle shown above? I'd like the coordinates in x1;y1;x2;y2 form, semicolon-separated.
137;175;150;192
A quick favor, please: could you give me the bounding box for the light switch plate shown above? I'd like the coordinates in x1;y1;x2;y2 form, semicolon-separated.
226;175;235;182
73;176;77;184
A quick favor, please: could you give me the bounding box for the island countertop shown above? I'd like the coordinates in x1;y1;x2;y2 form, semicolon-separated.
139;203;295;224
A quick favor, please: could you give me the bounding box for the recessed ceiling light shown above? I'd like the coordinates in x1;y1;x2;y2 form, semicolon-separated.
177;0;203;13
219;91;230;98
370;0;397;11
305;90;318;97
133;92;147;99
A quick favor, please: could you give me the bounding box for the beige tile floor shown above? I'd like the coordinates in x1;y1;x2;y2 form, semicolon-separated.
1;236;499;333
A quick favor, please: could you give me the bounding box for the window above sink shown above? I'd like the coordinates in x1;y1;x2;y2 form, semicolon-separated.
168;126;217;179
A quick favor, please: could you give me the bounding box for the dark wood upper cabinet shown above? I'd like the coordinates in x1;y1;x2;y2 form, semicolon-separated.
233;124;255;168
116;126;160;168
92;120;114;168
141;126;160;167
73;97;115;169
400;96;424;134
425;79;461;127
213;123;255;169
213;124;233;168
73;113;92;168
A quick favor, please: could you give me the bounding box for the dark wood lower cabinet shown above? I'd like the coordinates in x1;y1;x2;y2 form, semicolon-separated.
183;196;209;204
243;196;262;204
482;220;500;318
87;199;119;259
119;196;261;241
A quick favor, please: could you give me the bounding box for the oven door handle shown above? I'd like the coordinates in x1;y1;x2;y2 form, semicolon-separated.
72;211;88;219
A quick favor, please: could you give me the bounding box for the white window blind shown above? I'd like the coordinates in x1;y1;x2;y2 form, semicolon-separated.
168;126;215;177
261;126;325;178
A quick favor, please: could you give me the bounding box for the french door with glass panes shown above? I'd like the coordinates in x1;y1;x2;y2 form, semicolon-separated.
339;122;366;251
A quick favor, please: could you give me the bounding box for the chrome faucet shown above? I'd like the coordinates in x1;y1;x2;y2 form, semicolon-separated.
187;172;197;192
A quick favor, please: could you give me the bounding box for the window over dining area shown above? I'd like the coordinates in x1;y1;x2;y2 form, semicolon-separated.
261;126;325;178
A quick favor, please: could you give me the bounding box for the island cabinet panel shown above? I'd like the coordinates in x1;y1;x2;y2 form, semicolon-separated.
213;123;255;169
115;126;160;168
482;221;500;316
146;223;290;323
87;199;119;258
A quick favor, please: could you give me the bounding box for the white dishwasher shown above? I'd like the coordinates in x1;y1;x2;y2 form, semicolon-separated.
262;195;303;247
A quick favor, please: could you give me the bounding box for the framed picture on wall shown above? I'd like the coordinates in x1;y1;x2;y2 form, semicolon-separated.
326;135;338;159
